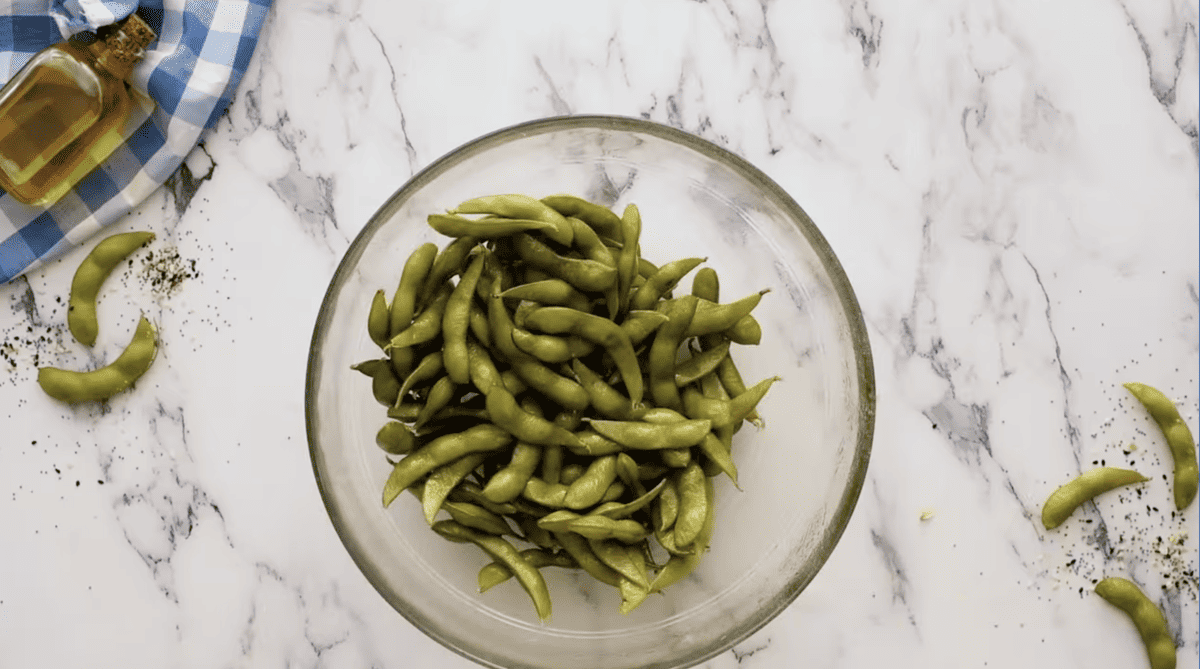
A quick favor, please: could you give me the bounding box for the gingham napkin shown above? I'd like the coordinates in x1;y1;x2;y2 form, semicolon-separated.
0;0;271;283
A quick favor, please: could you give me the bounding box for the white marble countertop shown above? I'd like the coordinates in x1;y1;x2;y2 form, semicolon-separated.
1;1;1197;668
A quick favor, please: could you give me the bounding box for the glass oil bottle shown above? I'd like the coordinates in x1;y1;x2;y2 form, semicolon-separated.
0;13;155;206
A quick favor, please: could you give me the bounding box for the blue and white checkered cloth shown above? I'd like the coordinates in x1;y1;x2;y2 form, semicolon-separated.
0;0;271;283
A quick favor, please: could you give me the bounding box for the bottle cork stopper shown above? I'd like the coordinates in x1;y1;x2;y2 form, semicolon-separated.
104;13;156;66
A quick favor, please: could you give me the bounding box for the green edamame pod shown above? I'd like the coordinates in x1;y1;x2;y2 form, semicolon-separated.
674;340;731;387
499;279;591;312
512;328;594;364
691;266;719;302
629;257;706;312
564;455;618;509
523;307;643;405
466;341;504;396
651;476;715;593
596;480;665;519
1125;382;1198;510
485;385;582;448
619;575;650;615
482;441;542;503
1042;467;1149;530
661;447;691;468
616;204;641;313
553;531;622;587
653;478;680;533
452;193;574;246
394;351;444;403
587;418;712;450
513;233;616;293
715;354;763;427
38;316;158;404
387;282;453;350
376;421;416;455
725;314;762;345
413;376;457;430
383;424;511;507
442;250;486;384
673;463;707;548
391;242;438;334
351;359;402;406
648;295;698;410
567;429;625;457
428;213;555;238
443;501;514;536
571;359;634;420
541;194;623;240
367;289;391;349
1094;577;1176;669
432;520;553;622
559;463;586;486
680;376;780;430
621;310;670;346
523;477;569;507
68;231;154;347
423;236;478;308
422;452;490;524
682;290;769;337
588;538;650;588
449;482;519;517
509;356;590;413
479;549;577;593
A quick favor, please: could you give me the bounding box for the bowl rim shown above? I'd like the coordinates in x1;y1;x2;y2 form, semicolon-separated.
305;114;876;669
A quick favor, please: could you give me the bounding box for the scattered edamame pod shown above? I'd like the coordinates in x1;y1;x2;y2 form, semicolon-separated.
1124;382;1198;510
67;231;155;347
38;316;158;403
1041;467;1148;530
1094;577;1176;669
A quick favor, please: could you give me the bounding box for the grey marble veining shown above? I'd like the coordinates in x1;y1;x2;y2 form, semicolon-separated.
1;1;1196;668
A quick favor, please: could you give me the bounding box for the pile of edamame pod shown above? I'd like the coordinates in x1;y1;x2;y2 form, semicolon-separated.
354;193;778;621
1040;382;1197;669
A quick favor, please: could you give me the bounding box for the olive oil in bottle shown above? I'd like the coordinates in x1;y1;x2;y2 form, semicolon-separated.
0;13;155;206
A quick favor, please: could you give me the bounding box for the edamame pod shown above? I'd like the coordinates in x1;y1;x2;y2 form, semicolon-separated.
629;257;706;312
367;289;390;349
432;520;553;622
452;193;574;246
513;233;617;293
648;295;698;410
383;424;511;507
478;549;577;593
680;290;769;337
485;385;583;448
587;418;712;450
38;316;158;403
541;194;623;240
674;340;731;386
421;452;490;524
68;231;155;347
1125;382;1198;510
442;250;486;384
616;204;641;313
390;242;438;334
498;279;591;312
524;307;643;405
1094;577;1176;669
428;213;555;238
1041;467;1148;530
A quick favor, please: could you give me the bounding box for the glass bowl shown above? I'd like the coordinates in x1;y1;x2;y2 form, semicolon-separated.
306;116;875;669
